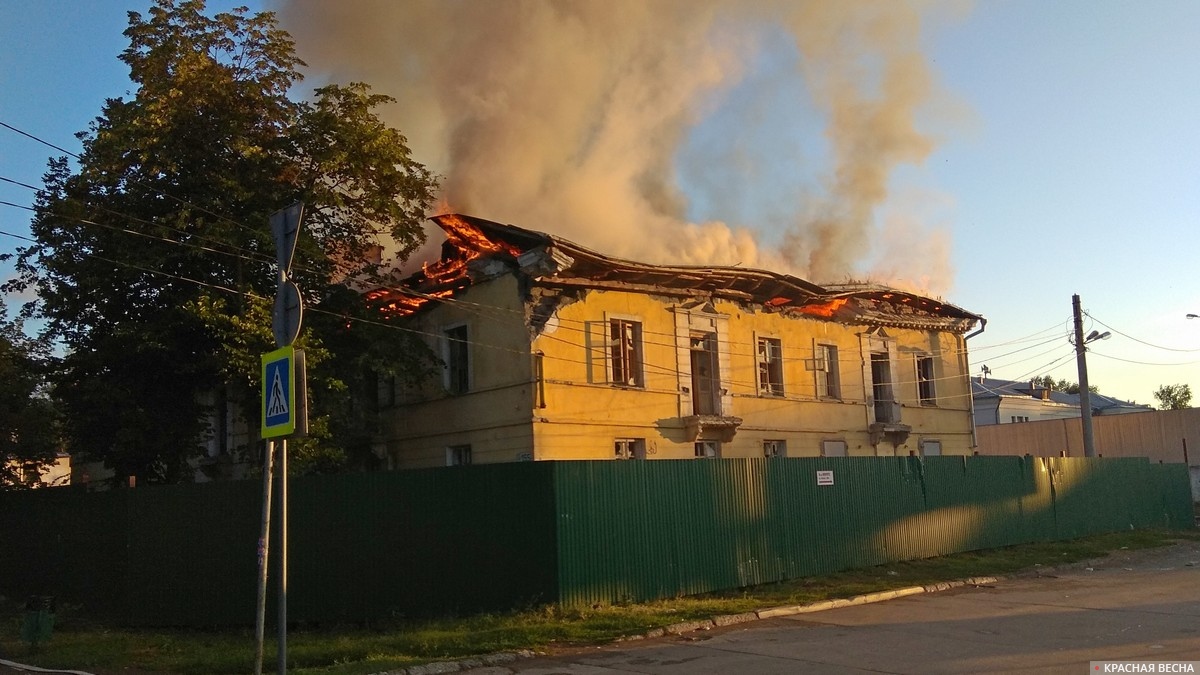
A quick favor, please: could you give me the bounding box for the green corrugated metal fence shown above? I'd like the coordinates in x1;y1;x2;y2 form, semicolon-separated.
0;456;1190;625
550;456;1193;608
0;463;559;625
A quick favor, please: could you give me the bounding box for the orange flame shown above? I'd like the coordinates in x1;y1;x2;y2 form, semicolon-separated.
369;214;524;317
439;213;523;259
798;298;849;317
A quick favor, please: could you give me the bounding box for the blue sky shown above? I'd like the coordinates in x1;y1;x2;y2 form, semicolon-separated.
3;0;1200;407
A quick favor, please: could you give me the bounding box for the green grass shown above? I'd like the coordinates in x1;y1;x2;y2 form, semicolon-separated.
3;529;1197;675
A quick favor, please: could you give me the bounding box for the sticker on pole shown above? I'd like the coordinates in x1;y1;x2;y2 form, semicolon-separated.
262;346;296;437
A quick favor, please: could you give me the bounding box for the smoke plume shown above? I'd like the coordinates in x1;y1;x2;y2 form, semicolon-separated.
277;0;960;292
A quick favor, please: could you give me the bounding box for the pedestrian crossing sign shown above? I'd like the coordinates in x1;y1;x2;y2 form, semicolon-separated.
262;346;306;438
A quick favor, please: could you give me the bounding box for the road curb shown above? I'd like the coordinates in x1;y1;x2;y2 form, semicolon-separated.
446;574;1009;673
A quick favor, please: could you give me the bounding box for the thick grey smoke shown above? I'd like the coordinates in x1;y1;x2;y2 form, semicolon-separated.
276;0;960;292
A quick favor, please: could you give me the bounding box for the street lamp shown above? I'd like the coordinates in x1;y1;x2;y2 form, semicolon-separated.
1072;294;1110;458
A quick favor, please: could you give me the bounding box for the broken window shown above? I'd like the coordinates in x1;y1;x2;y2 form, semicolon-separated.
444;325;469;395
614;438;646;460
816;344;840;399
763;439;786;458
916;355;936;405
609;319;644;387
756;337;784;397
694;440;720;458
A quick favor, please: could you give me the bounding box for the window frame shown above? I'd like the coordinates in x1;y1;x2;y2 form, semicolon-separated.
916;353;936;405
821;439;848;457
756;335;785;397
608;317;645;388
442;323;470;395
614;438;647;460
815;343;841;400
446;444;472;466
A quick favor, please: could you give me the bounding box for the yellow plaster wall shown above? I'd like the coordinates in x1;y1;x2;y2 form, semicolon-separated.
532;290;975;459
380;275;536;468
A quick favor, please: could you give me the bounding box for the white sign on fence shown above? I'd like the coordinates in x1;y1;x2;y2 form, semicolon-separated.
816;470;834;486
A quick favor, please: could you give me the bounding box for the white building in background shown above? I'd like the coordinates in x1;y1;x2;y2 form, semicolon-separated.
972;377;1150;427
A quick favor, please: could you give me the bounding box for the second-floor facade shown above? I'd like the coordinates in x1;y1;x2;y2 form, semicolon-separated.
371;215;984;468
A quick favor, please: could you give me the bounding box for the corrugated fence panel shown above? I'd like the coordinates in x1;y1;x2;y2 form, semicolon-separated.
0;487;128;619
3;456;1192;624
552;456;1192;609
1048;458;1194;538
1;463;559;626
288;462;559;623
123;480;261;625
917;456;1056;555
1154;462;1195;530
1050;458;1149;538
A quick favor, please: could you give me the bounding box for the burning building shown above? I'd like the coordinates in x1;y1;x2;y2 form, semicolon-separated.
369;214;983;468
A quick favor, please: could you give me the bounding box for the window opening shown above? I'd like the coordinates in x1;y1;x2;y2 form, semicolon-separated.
690;332;721;414
447;444;472;466
917;355;936;405
444;325;469;395
609;319;644;387
757;337;784;396
614;438;646;460
816;344;840;399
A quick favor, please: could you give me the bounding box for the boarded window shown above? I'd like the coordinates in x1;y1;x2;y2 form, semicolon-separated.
821;440;848;457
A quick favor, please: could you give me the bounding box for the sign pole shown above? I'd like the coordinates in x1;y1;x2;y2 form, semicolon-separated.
277;438;288;675
253;440;274;675
261;202;303;674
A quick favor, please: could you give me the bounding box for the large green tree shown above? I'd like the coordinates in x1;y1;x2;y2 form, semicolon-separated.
10;0;437;482
0;299;61;488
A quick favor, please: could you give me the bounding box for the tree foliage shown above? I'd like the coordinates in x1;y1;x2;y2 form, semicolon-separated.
1153;384;1192;410
9;0;438;482
0;299;61;488
1030;375;1097;395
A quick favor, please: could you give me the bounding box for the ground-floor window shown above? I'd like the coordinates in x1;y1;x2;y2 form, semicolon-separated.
763;439;786;458
614;438;646;460
446;444;472;466
821;440;848;457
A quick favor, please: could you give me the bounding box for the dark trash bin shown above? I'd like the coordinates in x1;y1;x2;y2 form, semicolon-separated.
20;595;55;648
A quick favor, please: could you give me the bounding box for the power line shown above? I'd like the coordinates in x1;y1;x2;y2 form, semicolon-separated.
1086;312;1200;353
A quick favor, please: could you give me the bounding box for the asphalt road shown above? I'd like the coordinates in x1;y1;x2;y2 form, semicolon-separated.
469;541;1200;675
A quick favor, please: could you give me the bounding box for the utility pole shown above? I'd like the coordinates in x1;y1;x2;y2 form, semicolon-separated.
1072;294;1096;458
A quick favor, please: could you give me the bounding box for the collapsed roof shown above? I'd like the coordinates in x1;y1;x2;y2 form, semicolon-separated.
365;213;982;333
